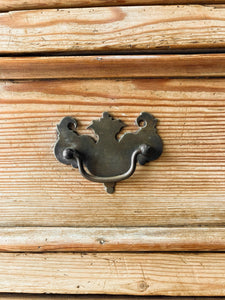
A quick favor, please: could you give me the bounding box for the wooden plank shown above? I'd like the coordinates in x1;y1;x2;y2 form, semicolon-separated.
1;296;224;300
1;54;225;79
0;78;225;227
0;5;225;54
1;1;225;12
1;227;225;252
0;252;225;295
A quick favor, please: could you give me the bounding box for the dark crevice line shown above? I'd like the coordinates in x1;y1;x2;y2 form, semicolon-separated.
1;48;225;57
1;2;225;13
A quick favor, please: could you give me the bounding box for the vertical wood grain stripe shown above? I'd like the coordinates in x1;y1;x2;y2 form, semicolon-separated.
1;54;225;79
0;5;225;54
0;252;225;295
1;227;225;252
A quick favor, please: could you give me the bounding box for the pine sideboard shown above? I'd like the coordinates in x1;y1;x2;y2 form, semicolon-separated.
0;1;225;299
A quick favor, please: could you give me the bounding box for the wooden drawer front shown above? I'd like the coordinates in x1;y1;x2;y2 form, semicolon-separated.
1;75;225;227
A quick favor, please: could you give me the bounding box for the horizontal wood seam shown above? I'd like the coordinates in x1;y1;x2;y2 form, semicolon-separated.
1;227;225;252
0;296;223;300
1;54;225;79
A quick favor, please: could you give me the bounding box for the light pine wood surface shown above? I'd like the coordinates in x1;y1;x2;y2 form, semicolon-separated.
0;296;224;300
0;5;225;54
1;54;225;79
1;1;225;298
0;78;225;226
0;252;225;295
0;0;225;12
1;227;225;252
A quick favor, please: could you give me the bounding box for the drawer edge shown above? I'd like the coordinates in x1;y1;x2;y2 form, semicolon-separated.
0;226;225;252
1;54;225;79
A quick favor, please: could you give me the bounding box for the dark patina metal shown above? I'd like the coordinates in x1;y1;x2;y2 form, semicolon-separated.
54;112;163;193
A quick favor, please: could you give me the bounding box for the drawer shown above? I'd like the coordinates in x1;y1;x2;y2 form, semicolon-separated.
1;2;225;297
1;55;225;228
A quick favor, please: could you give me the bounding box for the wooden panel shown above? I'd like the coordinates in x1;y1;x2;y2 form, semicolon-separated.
1;54;225;79
0;252;225;295
1;1;225;12
0;5;225;54
1;296;224;300
0;78;225;226
1;227;225;252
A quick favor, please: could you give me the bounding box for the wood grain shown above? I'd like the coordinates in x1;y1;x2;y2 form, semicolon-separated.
1;296;224;300
1;227;225;252
1;54;225;79
0;78;225;227
1;0;225;12
0;252;225;295
0;5;225;54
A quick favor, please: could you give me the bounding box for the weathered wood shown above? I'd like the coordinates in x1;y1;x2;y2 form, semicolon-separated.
2;296;224;300
1;0;225;12
1;227;225;252
0;78;225;227
0;252;225;295
1;296;224;300
1;54;225;79
0;5;225;54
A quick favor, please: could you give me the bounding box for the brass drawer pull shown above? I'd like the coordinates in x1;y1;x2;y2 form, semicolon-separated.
54;112;163;193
